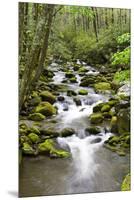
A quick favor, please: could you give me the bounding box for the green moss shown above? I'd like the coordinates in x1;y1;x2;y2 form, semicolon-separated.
69;77;77;83
28;133;40;143
38;139;70;158
94;82;111;92
20;135;31;146
121;174;131;191
108;99;118;107
35;102;56;117
22;142;35;155
110;116;118;133
78;89;88;95
85;126;101;135
65;71;74;78
61;128;75;137
30;96;41;106
93;103;104;112
40;91;56;104
28;113;45;121
101;104;111;112
89;113;103;124
28;126;40;135
78;67;88;73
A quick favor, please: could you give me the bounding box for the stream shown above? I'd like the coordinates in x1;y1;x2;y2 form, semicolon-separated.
19;61;130;197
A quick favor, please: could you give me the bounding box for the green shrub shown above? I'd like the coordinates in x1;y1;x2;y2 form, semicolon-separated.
113;70;130;83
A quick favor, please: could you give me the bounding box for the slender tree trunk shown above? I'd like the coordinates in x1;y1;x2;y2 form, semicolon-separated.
105;9;108;28
91;7;98;42
111;8;114;24
19;5;55;110
32;5;55;84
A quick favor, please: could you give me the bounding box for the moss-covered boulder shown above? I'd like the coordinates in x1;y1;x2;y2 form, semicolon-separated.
40;91;56;104
89;113;103;124
108;99;119;107
85;126;101;135
101;104;111;112
78;67;88;73
22;142;35;155
67;90;77;96
29;96;41;106
35;102;56;117
61;128;75;137
28;126;40;135
93;103;104;113
40;128;59;137
104;133;130;156
94;82;111;92
19;135;31;146
80;76;96;87
117;108;130;135
28;133;40;143
65;71;75;78
38;139;70;158
69;77;77;83
110;116;118;133
78;89;88;95
121;174;131;191
28;113;45;121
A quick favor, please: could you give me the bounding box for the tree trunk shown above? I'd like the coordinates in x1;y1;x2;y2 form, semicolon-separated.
91;7;98;42
19;5;55;110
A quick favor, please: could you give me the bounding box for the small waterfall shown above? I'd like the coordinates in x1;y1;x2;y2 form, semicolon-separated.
57;132;113;181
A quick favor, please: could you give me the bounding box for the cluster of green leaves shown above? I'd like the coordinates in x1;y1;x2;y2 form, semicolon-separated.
63;6;94;18
117;33;130;45
111;47;130;67
113;69;130;83
111;32;130;68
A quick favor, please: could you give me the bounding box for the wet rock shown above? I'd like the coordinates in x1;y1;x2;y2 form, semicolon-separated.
65;71;75;78
63;103;69;111
80;76;96;87
67;90;77;96
78;89;88;95
117;108;130;135
22;142;35;155
28;133;40;143
40;91;56;104
110;116;118;133
90;138;102;144
73;97;82;106
94;82;111;92
57;96;65;101
60;128;75;137
28;113;46;121
89;113;103;124
101;104;111;112
40;128;59;137
117;83;130;98
38;139;70;158
93;103;104;113
35;102;56;117
85;126;101;135
29;96;41;106
115;100;130;110
121;174;131;191
102;112;112;119
69;77;77;83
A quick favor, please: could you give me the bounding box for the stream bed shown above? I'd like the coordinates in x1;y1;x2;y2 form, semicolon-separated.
19;62;130;197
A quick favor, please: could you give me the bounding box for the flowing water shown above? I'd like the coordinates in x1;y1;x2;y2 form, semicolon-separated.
19;61;130;197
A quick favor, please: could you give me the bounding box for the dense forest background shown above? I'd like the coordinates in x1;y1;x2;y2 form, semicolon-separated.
19;3;130;110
